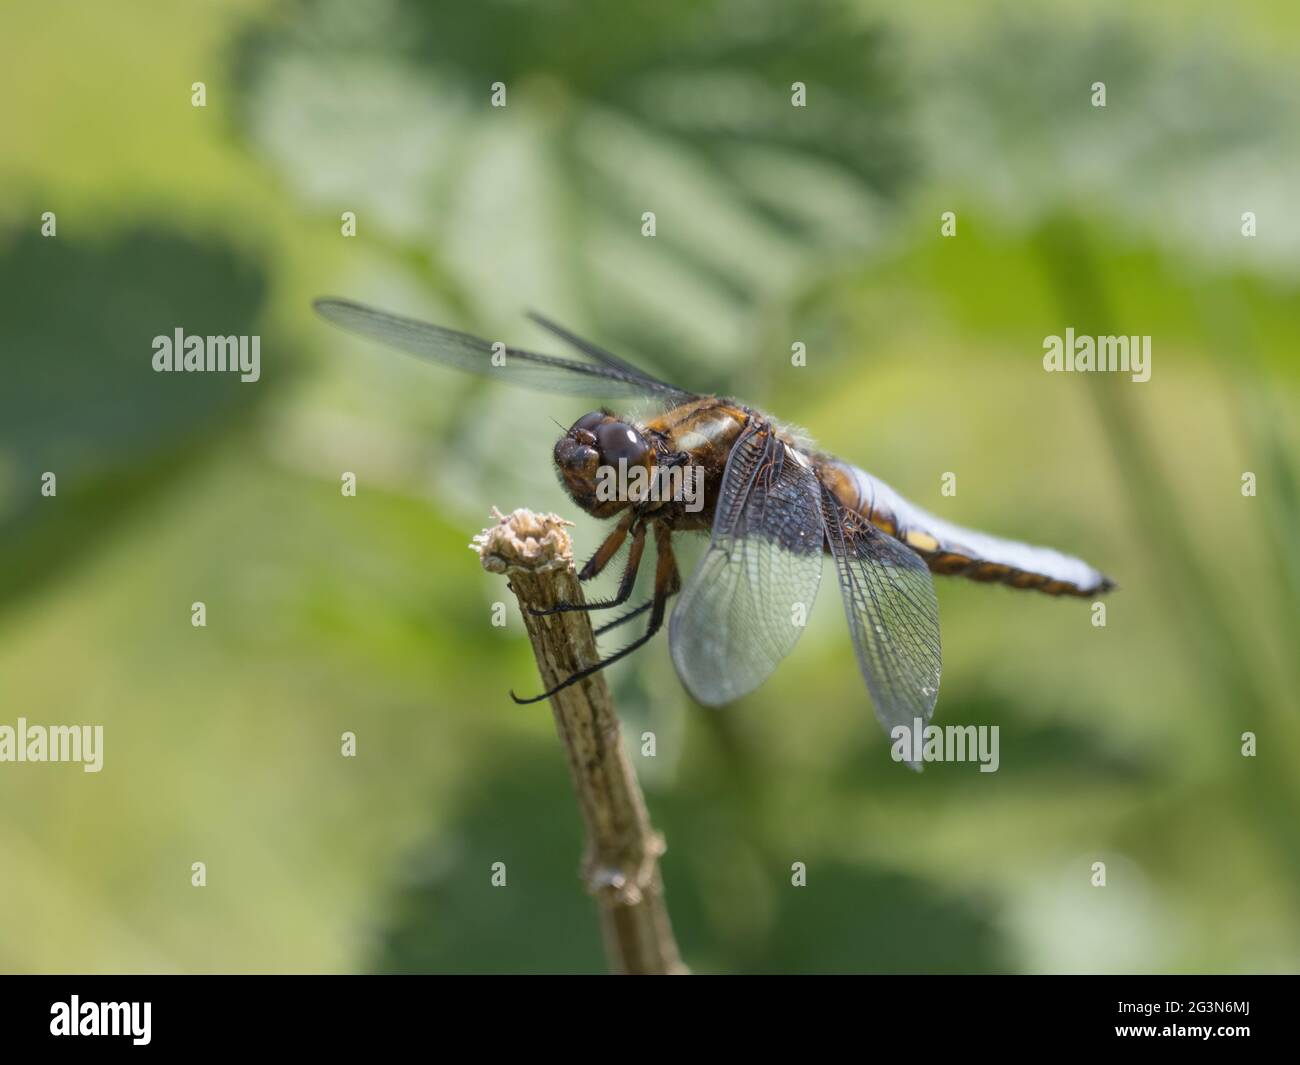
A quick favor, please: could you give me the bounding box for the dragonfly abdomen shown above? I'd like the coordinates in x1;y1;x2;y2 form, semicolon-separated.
819;460;1114;598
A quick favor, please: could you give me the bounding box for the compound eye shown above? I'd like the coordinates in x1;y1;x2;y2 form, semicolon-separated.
597;421;648;465
572;411;606;434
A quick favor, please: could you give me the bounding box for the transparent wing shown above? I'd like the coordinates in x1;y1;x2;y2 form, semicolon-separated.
314;298;691;399
670;426;824;705
820;485;942;761
524;311;690;396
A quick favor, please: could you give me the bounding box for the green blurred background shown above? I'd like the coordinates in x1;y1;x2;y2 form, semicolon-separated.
1;0;1297;973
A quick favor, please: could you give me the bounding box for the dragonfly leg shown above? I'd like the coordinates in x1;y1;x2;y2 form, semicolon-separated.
529;516;646;616
511;525;679;704
655;522;682;597
587;521;683;632
579;510;636;581
594;600;652;636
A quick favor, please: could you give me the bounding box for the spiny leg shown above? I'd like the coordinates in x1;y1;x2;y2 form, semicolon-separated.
655;522;682;598
594;523;682;635
511;524;681;704
529;515;646;617
580;509;636;581
594;600;652;636
592;531;683;634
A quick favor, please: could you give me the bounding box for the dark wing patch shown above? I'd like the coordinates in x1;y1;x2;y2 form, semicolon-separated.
820;484;942;767
314;298;690;399
670;426;824;705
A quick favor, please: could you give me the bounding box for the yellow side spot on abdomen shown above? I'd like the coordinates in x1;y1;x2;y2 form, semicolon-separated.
905;530;940;553
870;515;897;537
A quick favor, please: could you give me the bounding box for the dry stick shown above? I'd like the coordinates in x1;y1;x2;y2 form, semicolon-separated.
473;507;687;975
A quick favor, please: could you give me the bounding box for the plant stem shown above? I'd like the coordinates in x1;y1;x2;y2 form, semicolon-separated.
473;508;687;975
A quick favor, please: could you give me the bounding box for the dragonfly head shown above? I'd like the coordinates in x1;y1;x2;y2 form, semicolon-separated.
554;410;655;518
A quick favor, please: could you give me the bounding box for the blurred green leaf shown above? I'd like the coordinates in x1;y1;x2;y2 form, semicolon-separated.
229;0;913;381
0;226;277;613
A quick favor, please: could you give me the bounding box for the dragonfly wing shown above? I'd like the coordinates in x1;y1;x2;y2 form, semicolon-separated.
524;311;693;399
820;484;941;763
314;298;689;399
670;425;824;705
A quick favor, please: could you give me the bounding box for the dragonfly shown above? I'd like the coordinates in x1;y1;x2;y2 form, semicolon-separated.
315;298;1114;749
